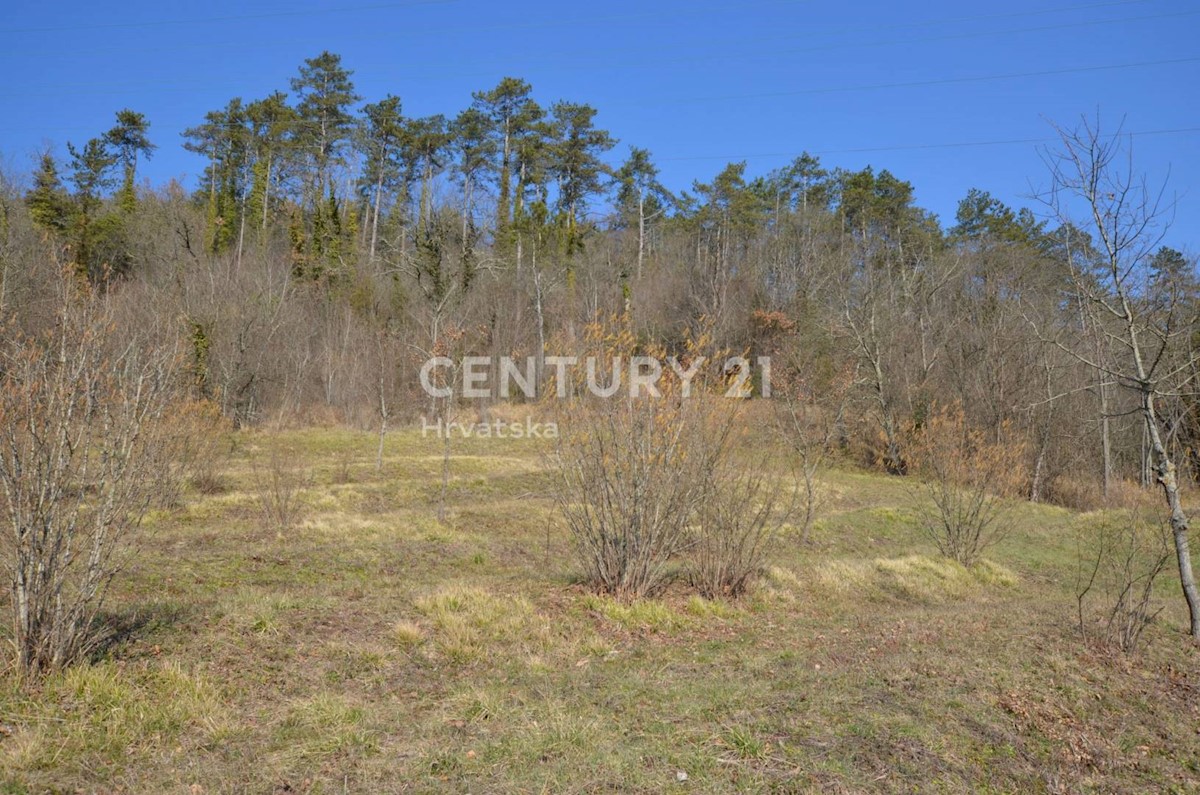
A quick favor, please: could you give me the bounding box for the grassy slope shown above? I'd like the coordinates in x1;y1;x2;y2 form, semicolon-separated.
2;427;1199;794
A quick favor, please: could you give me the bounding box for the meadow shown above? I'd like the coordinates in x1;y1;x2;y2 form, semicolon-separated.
2;424;1198;794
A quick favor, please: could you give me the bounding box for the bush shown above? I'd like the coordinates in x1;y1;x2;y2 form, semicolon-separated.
1076;513;1171;653
0;281;192;676
551;323;741;599
910;404;1025;566
691;470;792;600
689;459;791;599
553;390;735;599
253;447;308;535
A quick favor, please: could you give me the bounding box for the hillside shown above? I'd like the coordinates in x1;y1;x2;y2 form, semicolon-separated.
2;426;1197;794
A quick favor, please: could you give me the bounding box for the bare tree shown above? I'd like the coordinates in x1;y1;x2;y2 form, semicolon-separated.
1038;115;1200;639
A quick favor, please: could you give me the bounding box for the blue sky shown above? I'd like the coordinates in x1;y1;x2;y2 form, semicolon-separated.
2;0;1197;247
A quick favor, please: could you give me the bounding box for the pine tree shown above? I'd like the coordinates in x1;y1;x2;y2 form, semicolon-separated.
547;101;615;256
290;51;360;209
245;91;296;236
26;152;72;234
66;137;118;280
404;114;451;235
613;146;671;279
359;94;406;263
103;109;154;214
450;106;496;245
183;99;251;254
471;78;539;246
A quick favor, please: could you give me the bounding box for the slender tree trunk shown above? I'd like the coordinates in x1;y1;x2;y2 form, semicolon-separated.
236;202;246;271
1144;393;1200;638
637;192;645;280
370;173;384;263
1141;422;1152;487
1099;374;1113;499
462;176;472;246
438;393;452;524
262;153;272;232
533;257;546;397
377;391;388;473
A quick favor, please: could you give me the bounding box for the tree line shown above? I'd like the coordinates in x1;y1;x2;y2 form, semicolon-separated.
3;51;1199;515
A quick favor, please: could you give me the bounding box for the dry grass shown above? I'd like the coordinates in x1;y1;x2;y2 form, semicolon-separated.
1;424;1198;793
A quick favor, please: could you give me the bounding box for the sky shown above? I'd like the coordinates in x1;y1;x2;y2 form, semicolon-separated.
1;0;1198;247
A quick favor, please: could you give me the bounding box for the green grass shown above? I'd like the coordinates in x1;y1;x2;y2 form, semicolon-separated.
1;424;1199;793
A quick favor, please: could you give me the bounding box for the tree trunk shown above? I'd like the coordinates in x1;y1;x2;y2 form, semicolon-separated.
1144;393;1200;638
533;256;546;397
370;172;383;263
637;192;645;281
1099;374;1112;499
262;153;272;232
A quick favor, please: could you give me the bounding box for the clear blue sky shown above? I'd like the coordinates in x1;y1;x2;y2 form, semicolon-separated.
2;0;1197;247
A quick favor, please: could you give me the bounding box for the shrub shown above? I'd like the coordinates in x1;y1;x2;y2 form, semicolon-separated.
909;404;1025;566
551;322;738;599
689;461;791;599
0;282;192;676
253;447;308;534
553;390;736;598
1076;513;1171;653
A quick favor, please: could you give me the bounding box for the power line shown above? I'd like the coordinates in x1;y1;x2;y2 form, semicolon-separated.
656;126;1200;162
0;0;1157;60
506;8;1199;79
2;39;1195;106
639;56;1200;107
0;0;457;35
0;0;791;37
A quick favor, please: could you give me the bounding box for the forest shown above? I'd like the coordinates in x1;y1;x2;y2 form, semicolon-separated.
7;51;1197;501
2;48;1200;792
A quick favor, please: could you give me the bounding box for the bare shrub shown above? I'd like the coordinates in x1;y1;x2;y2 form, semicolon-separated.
775;391;842;543
253;448;308;534
689;456;793;599
910;404;1026;566
331;447;356;485
1076;513;1171;653
551;323;736;599
0;282;190;676
178;399;232;496
1047;476;1159;514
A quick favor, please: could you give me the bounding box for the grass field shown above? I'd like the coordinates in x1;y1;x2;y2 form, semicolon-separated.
2;425;1199;793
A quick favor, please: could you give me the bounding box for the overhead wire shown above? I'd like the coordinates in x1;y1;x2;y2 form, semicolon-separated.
655;126;1200;162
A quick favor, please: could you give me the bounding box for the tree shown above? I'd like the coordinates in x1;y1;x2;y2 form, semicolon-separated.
687;161;767;323
770;152;830;215
1038;115;1200;639
950;188;1044;247
103;108;155;214
65;137;118;280
359;94;406;263
245;91;297;235
451;106;496;245
290;51;360;206
613;146;672;281
404;114;451;236
183;98;252;255
25;152;72;235
547;100;615;256
472;77;538;246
